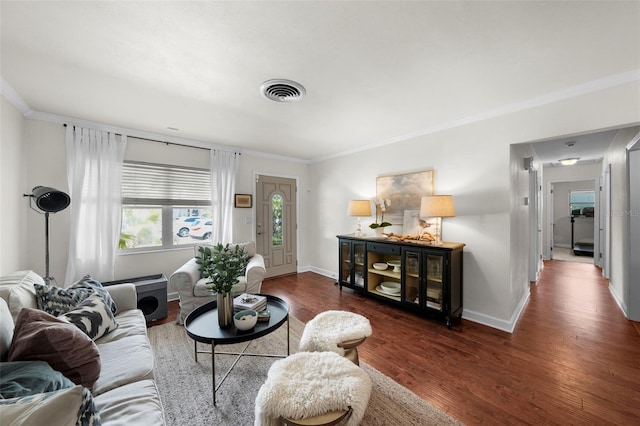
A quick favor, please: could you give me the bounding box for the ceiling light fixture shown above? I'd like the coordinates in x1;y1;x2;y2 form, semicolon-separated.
559;158;580;166
260;79;306;103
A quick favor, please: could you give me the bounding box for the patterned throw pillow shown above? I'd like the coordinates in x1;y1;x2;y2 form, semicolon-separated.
60;293;118;340
0;385;101;426
34;275;117;317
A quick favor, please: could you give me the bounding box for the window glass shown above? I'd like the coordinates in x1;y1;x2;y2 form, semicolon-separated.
569;191;595;216
272;194;283;246
120;161;211;252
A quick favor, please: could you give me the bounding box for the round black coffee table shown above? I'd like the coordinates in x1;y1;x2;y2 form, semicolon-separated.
184;294;290;404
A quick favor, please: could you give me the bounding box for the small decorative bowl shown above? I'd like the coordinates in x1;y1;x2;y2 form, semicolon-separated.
372;262;388;270
234;310;258;331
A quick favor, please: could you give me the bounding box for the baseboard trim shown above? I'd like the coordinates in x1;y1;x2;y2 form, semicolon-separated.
463;289;530;333
608;283;629;318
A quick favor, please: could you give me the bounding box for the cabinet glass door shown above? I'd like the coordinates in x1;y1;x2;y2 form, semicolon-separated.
403;250;420;306
425;254;444;311
339;241;351;285
352;242;365;288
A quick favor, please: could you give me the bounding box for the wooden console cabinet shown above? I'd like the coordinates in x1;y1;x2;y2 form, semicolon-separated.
338;235;464;328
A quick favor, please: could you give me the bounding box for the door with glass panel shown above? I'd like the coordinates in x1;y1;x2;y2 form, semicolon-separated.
256;175;297;278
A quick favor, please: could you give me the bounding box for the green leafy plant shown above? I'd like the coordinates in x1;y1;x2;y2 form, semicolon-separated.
370;198;392;229
369;221;392;229
195;243;249;295
118;232;136;249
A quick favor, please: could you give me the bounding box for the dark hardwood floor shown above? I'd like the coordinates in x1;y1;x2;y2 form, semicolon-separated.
151;260;640;425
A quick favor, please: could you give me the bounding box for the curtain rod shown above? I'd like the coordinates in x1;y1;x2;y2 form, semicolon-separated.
63;123;240;154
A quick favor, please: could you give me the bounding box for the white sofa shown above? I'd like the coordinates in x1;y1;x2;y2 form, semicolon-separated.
169;241;266;324
0;270;165;425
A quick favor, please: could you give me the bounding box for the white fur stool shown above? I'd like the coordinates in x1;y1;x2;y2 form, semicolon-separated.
298;310;372;365
254;351;372;426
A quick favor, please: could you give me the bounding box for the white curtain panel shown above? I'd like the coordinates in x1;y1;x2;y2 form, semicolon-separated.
210;150;240;244
65;126;127;285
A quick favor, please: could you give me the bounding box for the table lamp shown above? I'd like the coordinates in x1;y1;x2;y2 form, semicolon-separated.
420;195;455;246
348;200;372;236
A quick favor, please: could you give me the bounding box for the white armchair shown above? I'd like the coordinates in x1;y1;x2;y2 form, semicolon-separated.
169;241;266;324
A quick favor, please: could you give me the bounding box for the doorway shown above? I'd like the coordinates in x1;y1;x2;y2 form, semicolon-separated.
255;174;298;278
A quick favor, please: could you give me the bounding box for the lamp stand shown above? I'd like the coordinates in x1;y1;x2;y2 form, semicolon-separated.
355;217;363;236
432;217;444;246
44;212;54;285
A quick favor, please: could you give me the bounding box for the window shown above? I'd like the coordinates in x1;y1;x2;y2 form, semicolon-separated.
120;161;212;251
272;194;283;246
569;191;595;217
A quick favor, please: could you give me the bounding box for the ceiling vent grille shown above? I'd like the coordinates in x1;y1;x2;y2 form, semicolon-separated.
260;79;306;103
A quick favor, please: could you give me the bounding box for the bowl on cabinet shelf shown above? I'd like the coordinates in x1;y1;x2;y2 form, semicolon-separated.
380;281;400;293
387;260;401;273
372;262;388;270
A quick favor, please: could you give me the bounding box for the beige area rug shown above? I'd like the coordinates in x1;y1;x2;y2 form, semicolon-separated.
552;246;594;264
148;316;462;426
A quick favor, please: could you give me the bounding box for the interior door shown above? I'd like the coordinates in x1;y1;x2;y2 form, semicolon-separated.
255;175;297;278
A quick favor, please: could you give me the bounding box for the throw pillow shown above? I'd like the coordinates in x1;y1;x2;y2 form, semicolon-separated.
0;385;100;426
0;360;74;398
7;308;101;390
34;274;117;317
60;293;118;340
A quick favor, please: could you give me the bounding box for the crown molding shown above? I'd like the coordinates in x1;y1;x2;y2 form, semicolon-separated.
312;70;640;163
1;77;32;116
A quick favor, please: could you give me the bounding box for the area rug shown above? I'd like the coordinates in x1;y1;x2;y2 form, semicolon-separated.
148;316;462;425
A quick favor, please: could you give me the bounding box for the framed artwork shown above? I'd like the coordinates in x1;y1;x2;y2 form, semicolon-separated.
376;170;434;225
234;194;252;208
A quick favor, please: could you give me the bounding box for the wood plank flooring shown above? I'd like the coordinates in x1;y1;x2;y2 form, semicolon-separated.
153;260;640;425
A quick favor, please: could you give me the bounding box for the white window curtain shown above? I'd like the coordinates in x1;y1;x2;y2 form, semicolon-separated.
65;126;127;285
210;150;240;244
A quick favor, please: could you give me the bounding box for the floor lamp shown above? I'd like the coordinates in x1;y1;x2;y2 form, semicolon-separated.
24;186;71;285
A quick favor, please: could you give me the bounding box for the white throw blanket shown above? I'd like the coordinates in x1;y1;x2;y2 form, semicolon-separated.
254;351;372;426
298;310;372;356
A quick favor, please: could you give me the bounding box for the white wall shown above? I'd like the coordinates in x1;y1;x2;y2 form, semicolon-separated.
3;79;639;331
12;124;312;292
0;96;28;274
309;81;640;331
602;126;640;316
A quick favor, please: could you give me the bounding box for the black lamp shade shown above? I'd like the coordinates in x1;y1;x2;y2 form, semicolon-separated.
31;186;70;213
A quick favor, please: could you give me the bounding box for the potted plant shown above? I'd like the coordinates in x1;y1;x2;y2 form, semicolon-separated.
369;198;392;234
196;243;249;326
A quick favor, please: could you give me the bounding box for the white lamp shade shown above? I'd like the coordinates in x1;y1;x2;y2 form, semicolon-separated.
420;195;455;218
348;200;372;217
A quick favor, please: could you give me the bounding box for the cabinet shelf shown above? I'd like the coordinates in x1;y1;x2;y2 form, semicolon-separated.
338;235;464;328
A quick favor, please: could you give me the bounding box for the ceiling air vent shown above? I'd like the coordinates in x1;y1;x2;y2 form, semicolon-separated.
260;79;306;103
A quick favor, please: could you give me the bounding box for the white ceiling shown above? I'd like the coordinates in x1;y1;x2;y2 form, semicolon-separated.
2;1;639;162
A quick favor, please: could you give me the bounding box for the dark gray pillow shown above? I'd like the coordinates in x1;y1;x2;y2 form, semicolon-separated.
0;360;74;398
35;274;117;316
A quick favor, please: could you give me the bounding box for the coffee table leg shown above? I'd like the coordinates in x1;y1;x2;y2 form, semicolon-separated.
194;340;197;362
287;316;290;355
212;343;216;405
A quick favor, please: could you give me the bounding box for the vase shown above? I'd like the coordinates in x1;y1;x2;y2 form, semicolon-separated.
375;227;386;237
217;292;234;327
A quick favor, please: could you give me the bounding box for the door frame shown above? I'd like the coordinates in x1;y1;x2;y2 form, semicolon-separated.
545;177;599;265
253;171;300;275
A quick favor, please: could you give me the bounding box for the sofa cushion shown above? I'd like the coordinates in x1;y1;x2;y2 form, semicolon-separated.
0;385;100;426
97;309;147;344
35;274;117;317
0;360;74;398
0;299;13;362
60;293;119;340
94;379;164;425
7;308;101;390
93;335;155;396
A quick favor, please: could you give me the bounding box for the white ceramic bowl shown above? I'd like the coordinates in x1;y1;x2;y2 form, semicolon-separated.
234;309;258;331
372;262;388;270
380;282;401;293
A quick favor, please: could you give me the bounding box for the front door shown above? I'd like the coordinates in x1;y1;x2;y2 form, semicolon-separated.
255;175;297;278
